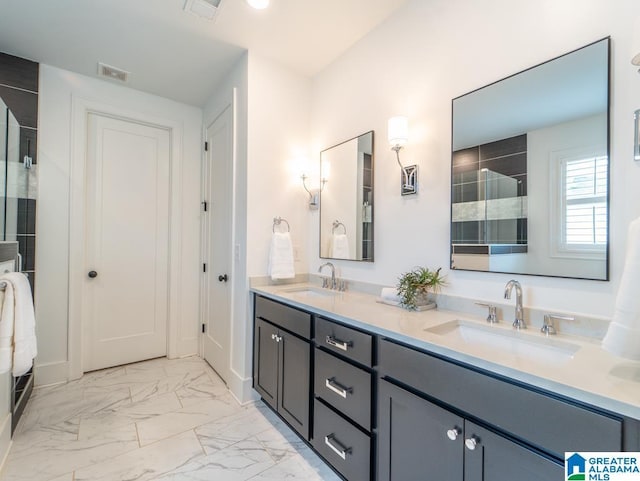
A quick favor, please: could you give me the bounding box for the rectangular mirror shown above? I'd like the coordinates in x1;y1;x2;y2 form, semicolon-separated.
320;131;374;262
451;38;610;280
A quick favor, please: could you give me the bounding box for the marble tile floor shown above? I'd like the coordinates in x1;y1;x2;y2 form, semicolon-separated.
0;356;341;481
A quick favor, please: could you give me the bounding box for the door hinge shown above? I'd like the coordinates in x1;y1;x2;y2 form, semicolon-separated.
202;201;208;212
203;263;207;273
204;141;209;151
202;323;206;333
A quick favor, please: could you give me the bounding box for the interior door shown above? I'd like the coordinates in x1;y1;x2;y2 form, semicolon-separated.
202;105;233;383
83;113;170;372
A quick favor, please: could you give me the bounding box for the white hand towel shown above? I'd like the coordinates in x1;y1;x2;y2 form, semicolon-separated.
375;287;402;307
603;216;640;359
0;273;37;376
268;232;295;280
331;234;350;259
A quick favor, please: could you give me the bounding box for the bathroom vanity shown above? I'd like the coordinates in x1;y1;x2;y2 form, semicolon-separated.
252;284;640;481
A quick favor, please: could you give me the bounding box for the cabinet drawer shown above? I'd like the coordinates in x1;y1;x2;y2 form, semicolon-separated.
314;347;372;430
312;399;371;481
379;339;622;459
316;317;372;367
255;295;311;339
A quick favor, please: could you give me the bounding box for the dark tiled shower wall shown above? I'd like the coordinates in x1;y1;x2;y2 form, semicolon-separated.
452;134;528;245
0;52;38;295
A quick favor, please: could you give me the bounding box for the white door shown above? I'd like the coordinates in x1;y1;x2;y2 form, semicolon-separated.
83;113;170;372
202;105;233;383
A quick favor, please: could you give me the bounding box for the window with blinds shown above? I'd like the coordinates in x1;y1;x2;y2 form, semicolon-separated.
562;156;608;249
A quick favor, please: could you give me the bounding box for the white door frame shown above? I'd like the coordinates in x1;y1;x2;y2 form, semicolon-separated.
68;96;185;380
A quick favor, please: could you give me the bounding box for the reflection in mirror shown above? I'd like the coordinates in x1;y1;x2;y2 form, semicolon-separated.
451;38;609;280
320;131;374;262
0;98;20;242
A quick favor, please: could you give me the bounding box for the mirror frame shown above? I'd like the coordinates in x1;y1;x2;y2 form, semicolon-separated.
449;37;611;281
319;130;375;262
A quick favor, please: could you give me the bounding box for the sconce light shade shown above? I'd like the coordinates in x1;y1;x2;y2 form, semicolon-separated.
321;160;330;183
388;116;409;147
246;0;269;9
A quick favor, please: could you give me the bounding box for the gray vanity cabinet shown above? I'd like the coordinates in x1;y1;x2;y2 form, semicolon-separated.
378;379;562;481
378;379;463;481
253;296;312;440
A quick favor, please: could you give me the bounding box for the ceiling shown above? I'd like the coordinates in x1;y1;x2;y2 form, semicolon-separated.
0;0;408;106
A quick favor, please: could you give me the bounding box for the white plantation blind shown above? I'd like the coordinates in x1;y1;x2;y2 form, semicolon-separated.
563;156;608;248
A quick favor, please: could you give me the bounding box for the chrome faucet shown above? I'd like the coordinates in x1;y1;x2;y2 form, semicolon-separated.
504;280;525;329
318;262;336;289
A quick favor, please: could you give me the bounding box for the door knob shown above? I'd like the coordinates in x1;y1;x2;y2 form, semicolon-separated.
88;271;98;278
218;274;228;282
446;428;461;441
465;436;479;451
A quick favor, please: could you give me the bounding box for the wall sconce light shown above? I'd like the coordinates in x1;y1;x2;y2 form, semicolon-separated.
388;116;417;195
301;161;328;210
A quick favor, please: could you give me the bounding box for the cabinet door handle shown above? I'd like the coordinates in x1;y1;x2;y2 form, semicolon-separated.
446;427;461;441
271;334;277;341
324;434;352;460
465;436;479;451
325;335;353;351
325;377;353;398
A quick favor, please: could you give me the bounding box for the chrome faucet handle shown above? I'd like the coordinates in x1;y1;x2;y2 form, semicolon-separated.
322;277;329;289
541;314;574;336
475;303;498;324
512;319;527;330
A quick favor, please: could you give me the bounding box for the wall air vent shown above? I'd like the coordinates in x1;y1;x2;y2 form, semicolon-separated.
97;63;130;83
184;0;222;20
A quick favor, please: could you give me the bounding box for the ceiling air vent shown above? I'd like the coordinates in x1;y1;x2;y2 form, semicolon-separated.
183;0;222;20
97;63;130;83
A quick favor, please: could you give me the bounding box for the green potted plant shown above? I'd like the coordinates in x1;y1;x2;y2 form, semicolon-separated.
397;266;446;310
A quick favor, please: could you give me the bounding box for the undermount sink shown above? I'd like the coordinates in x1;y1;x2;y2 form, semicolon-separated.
282;287;339;298
425;320;580;363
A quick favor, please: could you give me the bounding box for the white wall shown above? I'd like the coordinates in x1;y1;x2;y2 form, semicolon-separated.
309;0;640;319
246;53;312;278
37;65;203;385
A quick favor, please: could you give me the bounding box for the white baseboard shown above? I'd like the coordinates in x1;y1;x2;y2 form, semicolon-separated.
34;360;69;386
227;370;256;405
0;413;12;474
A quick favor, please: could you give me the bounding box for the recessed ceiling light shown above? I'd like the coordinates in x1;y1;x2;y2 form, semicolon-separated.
246;0;269;9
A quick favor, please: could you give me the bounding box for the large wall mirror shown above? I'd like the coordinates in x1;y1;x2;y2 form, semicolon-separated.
451;38;610;280
320;131;374;262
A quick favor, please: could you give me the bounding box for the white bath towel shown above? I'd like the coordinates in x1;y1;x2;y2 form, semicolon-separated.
331;234;350;259
268;232;295;280
0;272;37;376
603;216;640;359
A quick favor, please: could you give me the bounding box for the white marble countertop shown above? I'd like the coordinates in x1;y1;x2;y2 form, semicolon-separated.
252;283;640;421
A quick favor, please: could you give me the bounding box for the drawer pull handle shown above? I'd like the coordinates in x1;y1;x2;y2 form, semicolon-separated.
326;335;353;351
325;378;353;398
324;434;352;460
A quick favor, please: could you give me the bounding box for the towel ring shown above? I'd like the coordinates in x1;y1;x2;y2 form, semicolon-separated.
332;221;347;235
273;217;290;233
